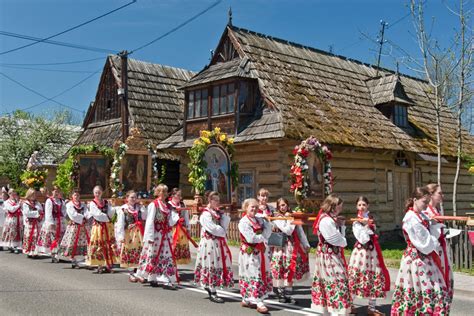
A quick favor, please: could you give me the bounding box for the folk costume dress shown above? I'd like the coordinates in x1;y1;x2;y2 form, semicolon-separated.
271;215;310;288
116;203;146;269
135;199;179;283
0;198;23;249
311;213;352;315
238;214;273;305
423;205;454;305
391;209;450;316
168;200;194;265
36;197;66;256
258;204;275;217
194;207;234;289
348;212;390;300
22;201;44;256
86;199;118;268
57;201;90;262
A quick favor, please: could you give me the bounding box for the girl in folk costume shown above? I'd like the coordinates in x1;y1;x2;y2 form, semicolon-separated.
22;188;44;257
1;189;23;253
86;185;118;273
391;187;450;315
57;189;90;266
0;188;7;251
257;188;275;217
348;196;390;316
36;186;67;261
194;191;233;303
423;183;453;307
168;188;195;265
116;190;146;281
271;198;310;304
239;198;273;314
311;194;353;316
135;184;179;289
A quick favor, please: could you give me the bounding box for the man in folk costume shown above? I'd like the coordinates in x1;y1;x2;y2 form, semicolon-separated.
134;184;179;289
36;186;67;262
239;198;273;314
348;196;390;316
311;194;354;316
22;188;44;258
57;189;90;267
1;189;23;253
391;187;450;315
194;191;233;303
116;190;147;282
86;185;118;273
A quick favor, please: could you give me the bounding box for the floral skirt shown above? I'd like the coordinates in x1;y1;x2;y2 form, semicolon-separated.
36;220;67;255
311;246;352;315
135;230;177;283
57;223;89;261
86;222;118;267
348;246;387;298
194;237;234;289
173;226;191;265
391;249;450;316
120;225;143;268
239;248;273;304
271;241;310;287
1;216;22;248
22;220;41;256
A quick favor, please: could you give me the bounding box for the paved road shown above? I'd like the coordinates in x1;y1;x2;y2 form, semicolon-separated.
0;251;471;315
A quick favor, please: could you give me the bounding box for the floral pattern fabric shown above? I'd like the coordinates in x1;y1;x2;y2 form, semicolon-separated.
22;219;41;256
36;219;67;255
57;222;89;260
86;222;119;267
271;235;310;287
119;224;143;268
1;214;22;248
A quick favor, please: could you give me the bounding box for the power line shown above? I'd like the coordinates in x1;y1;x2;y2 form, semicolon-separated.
0;0;136;56
0;57;105;66
0;71;84;113
0;31;116;54
1;64;97;74
130;0;222;54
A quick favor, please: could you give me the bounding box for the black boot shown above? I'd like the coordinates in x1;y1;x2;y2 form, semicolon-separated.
206;288;224;303
277;288;286;303
284;288;297;304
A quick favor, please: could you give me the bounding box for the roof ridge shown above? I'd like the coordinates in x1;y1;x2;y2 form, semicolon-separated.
107;54;195;74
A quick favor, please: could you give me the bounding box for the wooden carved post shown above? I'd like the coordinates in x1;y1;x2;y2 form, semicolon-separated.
120;50;129;143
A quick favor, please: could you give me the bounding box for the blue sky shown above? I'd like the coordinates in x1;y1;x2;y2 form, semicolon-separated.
0;0;464;124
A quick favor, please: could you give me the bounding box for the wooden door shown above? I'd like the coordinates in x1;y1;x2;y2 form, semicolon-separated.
393;171;412;225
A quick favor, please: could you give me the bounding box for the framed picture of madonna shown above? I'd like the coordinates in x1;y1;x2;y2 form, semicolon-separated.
122;152;151;193
78;155;109;196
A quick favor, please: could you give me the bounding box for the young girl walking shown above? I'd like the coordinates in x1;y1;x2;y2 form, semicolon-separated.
22;188;44;258
1;189;23;253
347;196;390;316
116;190;146;281
271;197;310;304
57;189;90;267
194;191;233;303
257;188;274;217
238;198;273;314
391;187;450;315
135;184;179;289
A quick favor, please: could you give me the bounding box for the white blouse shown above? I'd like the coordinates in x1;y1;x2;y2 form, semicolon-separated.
273;217;310;248
43;198;66;225
22;201;43;219
403;210;439;255
199;208;230;238
116;204;147;242
65;201;87;225
143;201;179;243
238;216;272;243
88;200;114;222
319;216;347;247
4;199;21;214
352;221;374;245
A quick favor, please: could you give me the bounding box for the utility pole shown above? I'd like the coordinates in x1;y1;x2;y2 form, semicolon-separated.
376;20;388;76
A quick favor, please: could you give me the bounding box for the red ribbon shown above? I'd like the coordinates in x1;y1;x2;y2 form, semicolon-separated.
95;221;113;269
287;229;308;283
71;222;89;259
173;221;198;249
240;215;267;285
26;218;38;253
50;198;63;251
7;206;22;242
372;234;391;291
438;228;450;289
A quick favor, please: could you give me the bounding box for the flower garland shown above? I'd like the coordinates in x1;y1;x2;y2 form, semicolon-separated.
187;127;238;195
110;143;128;197
289;136;333;204
147;144;167;189
21;169;48;190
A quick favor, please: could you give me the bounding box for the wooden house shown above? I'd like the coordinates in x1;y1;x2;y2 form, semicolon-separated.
158;24;474;231
74;54;195;195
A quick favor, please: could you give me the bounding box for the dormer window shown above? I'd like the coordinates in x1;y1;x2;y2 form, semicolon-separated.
394;105;408;128
212;83;235;116
188;88;208;119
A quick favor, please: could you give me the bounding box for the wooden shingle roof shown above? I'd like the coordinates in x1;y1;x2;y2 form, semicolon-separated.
366;74;415;106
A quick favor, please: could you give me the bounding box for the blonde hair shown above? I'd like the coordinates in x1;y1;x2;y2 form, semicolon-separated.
25;188;37;200
242;198;258;212
126;190;136;198
93;185;103;193
321;194;343;214
154;184;168;198
258;188;270;197
207;191;219;203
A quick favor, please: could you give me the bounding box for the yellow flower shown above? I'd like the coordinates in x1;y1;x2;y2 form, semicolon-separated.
219;134;227;142
200;130;211;138
214;127;221;135
227;137;234;144
469;166;474;174
193;139;203;146
201;137;211;144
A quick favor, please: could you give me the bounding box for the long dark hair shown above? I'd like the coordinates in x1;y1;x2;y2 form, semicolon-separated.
404;187;430;212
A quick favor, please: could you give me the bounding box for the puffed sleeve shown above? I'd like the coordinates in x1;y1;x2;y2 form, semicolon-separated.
200;212;226;237
261;219;272;239
65;202;84;224
4;201;21;213
61;202;67;217
143;203;156;243
169;210;179;227
106;202;115;219
273;219;296;236
88;202;110;222
238;217;266;243
220;213;231;231
44;199;53;224
352;221;373;245
429;222;445;239
403;217;439;255
22;203;39;218
319;217;347;247
140;205;147;221
115;208;125;242
296;225;310;248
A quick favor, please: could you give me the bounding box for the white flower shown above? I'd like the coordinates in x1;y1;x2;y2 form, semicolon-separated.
111;173;116;179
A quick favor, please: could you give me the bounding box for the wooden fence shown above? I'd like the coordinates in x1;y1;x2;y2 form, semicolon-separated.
446;223;473;270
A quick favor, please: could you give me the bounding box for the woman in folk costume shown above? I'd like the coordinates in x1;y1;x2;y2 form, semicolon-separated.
391;187;450;315
57;189;90;267
36;186;67;261
271;198;310;304
116;190;146;281
194;191;233;303
239;198;273;314
86;185;118;273
22;188;44;257
168;188;196;265
135;184;179;289
423;183;453;307
311;194;353;316
0;188;7;251
1;189;23;253
348;196;390;316
257;188;275;216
